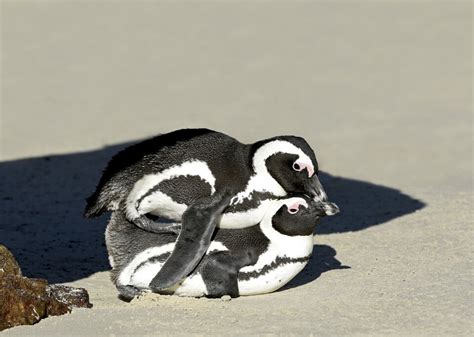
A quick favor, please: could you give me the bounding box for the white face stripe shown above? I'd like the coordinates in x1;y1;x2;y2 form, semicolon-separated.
252;140;315;178
230;175;286;206
126;160;216;220
230;140;315;206
259;198;314;257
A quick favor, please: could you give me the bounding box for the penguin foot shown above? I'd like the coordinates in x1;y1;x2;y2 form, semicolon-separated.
205;289;239;299
117;285;142;302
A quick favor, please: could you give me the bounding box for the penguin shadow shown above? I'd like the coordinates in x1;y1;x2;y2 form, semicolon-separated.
282;244;350;291
316;173;425;234
0;140;425;284
282;173;425;290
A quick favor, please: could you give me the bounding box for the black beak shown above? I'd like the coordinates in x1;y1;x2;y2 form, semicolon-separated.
321;202;339;216
309;201;340;217
305;175;328;202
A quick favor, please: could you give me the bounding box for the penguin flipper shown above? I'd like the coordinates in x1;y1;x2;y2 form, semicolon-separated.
200;251;254;298
148;190;232;291
201;252;240;298
134;216;182;235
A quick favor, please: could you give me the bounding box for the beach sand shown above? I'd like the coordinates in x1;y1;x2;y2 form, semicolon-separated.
1;1;472;336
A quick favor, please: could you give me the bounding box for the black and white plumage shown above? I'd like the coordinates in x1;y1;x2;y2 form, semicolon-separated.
106;195;339;300
85;128;330;291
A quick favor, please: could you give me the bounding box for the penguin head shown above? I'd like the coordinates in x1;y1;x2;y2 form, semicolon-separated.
251;136;327;201
270;195;339;236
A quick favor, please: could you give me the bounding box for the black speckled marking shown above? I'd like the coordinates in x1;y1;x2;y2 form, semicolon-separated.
238;255;311;281
133;252;171;274
226;191;276;213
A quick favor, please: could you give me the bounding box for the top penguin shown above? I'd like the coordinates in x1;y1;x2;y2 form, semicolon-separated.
84;128;331;291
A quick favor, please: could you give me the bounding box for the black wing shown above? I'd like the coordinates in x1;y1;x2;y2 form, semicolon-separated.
84;128;215;217
148;190;232;291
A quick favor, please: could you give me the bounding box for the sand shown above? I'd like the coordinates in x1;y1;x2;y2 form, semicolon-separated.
0;1;472;336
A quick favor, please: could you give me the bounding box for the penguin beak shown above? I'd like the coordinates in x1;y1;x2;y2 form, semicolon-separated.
309;201;340;217
321;202;339;216
305;175;328;202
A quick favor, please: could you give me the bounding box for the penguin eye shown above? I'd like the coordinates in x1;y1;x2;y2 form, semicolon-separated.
288;207;299;215
292;162;302;172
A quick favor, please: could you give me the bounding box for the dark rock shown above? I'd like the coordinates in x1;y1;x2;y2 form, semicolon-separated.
0;245;21;275
0;245;92;331
47;284;92;311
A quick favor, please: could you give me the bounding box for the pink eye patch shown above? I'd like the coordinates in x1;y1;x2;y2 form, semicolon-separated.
285;198;309;214
293;159;315;177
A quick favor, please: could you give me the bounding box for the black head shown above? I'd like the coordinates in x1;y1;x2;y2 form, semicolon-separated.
271;195;339;236
252;136;327;201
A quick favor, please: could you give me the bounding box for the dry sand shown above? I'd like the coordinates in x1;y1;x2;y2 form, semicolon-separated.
0;1;472;336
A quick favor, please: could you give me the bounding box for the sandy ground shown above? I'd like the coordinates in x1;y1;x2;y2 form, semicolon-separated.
0;1;472;336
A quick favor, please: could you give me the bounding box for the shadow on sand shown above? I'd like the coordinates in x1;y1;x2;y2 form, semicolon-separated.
284;244;351;291
0;140;425;284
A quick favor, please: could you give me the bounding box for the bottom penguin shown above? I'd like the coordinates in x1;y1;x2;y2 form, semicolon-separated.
105;195;339;300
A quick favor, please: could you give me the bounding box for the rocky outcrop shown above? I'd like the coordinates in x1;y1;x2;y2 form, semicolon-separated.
0;244;92;331
0;245;21;276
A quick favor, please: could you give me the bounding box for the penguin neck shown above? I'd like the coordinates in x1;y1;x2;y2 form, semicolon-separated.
249;141;292;195
259;207;314;258
230;144;286;205
252;165;284;195
247;172;286;196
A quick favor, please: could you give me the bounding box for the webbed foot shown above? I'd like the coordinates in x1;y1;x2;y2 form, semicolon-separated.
117;285;142;302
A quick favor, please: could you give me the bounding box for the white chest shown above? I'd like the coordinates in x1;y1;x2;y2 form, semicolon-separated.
236;236;313;296
237;260;309;296
219;199;275;229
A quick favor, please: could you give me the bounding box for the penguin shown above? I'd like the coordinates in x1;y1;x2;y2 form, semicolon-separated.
106;195;339;300
85;128;329;291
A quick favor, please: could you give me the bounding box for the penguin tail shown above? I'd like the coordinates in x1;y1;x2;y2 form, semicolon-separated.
84;191;106;218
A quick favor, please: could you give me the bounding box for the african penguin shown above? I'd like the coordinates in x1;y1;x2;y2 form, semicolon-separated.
85;128;330;291
106;195;339;300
